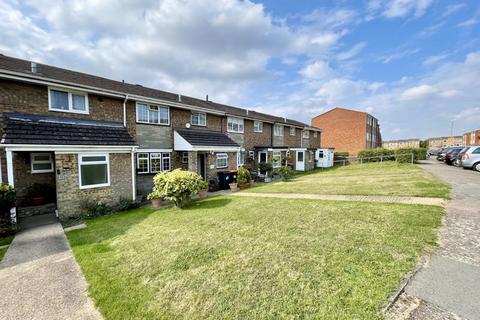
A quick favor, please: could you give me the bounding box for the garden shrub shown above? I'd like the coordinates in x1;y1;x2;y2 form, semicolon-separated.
395;148;419;163
237;167;251;184
334;151;349;158
79;199;113;219
276;166;295;181
258;162;273;175
357;148;394;162
0;183;16;220
148;169;207;208
415;148;427;160
117;197;141;211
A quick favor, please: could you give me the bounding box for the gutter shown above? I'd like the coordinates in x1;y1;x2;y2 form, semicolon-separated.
123;94;129;127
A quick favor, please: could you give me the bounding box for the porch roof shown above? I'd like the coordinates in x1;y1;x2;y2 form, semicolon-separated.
174;128;239;151
1;112;136;146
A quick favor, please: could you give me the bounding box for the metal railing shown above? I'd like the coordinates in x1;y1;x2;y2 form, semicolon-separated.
333;153;415;166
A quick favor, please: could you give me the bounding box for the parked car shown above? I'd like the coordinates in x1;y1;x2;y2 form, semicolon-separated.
454;147;470;166
437;147;452;161
427;149;440;157
460;146;480;171
444;147;465;165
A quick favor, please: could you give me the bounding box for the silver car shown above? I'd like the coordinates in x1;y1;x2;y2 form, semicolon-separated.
461;146;480;171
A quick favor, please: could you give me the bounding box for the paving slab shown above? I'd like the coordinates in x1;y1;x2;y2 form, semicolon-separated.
0;214;102;320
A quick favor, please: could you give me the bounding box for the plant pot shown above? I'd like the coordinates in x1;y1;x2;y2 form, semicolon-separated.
264;177;272;183
229;183;238;192
30;196;45;206
238;183;250;190
151;198;163;208
198;189;208;198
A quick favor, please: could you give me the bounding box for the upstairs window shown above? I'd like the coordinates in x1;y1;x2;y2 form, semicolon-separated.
290;127;296;136
49;88;88;114
31;153;54;173
136;103;169;125
274;125;283;137
302;130;310;139
227;117;244;133
191;112;206;126
253;121;263;133
79;154;109;189
313;131;318;138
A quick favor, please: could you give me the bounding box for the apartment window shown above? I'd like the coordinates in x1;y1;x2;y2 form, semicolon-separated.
49;88;88;113
272;151;281;168
181;152;189;164
191;111;206;126
302;130;310;139
290;127;296;136
136;103;169;125
137;153;149;174
150;153;162;173
274;124;283;137
216;153;228;168
237;151;245;167
253;121;263;133
79;154;109;189
227;117;244;133
31;153;54;173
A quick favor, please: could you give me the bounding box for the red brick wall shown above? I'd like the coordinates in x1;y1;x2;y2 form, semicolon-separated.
170;108;224;131
312;108;367;156
244;120;272;150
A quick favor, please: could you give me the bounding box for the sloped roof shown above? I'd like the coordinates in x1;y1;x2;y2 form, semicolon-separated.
175;128;239;147
0;54;319;130
1;112;136;146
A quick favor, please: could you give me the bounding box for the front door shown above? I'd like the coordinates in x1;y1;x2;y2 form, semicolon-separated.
198;154;206;180
296;151;305;171
258;151;267;175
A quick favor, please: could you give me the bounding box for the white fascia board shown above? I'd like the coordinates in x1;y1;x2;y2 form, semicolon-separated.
3;144;136;153
267;148;289;152
135;148;173;153
290;148;307;151
173;131;193;151
192;146;241;152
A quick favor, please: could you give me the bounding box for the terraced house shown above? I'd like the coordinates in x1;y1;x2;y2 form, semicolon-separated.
0;54;320;220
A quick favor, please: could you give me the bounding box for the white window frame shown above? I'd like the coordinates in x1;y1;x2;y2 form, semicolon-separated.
302;130;310;139
237;151;245;167
227;117;244;133
31;153;54;174
216;153;228;168
274;124;284;137
191;111;206;126
313;131;318;138
181;152;189;164
248;150;255;159
137;153;150;174
290;127;296;136
150;153;162;173
78;153;110;189
162;153;171;171
48;87;89;114
272;151;281;168
253;121;263;133
136;102;170;125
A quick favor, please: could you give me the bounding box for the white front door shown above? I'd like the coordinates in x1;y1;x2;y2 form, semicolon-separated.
296;151;305;171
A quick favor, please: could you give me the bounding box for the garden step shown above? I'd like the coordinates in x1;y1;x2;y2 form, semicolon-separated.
17;203;56;218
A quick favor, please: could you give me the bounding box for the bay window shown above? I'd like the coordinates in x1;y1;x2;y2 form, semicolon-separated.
136;103;169;125
49;88;88;113
227;117;244;133
79;154;109;189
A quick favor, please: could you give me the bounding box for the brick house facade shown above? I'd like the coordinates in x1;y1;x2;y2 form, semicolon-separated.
463;130;480;146
0;54;321;219
311;107;381;156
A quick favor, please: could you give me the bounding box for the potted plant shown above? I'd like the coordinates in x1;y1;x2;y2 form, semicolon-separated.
229;181;238;192
26;183;53;206
0;183;16;231
258;162;273;182
197;181;209;198
147;193;163;208
237;167;251;190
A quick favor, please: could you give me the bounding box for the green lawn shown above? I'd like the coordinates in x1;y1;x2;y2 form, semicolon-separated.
68;196;443;319
247;162;450;198
0;235;14;261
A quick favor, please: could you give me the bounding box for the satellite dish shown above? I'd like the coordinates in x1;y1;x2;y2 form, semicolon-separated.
185;123;191;128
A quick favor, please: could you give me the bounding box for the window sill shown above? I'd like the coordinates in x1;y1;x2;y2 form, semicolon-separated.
49;108;89;115
136;121;170;126
79;183;110;190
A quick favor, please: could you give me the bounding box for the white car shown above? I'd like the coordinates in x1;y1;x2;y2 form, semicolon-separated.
460;146;480;172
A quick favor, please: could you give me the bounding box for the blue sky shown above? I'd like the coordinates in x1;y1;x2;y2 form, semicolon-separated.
0;0;479;140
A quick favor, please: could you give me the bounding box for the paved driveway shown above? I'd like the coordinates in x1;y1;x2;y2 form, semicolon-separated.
403;160;480;319
0;214;102;320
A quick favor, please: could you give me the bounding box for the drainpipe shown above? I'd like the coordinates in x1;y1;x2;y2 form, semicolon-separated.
131;147;136;201
123;94;129;127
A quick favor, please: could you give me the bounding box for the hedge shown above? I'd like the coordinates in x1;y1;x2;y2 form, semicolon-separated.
357;147;427;163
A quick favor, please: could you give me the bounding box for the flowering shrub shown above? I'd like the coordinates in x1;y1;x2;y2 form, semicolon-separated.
237;167;251;184
0;183;16;220
148;169;208;208
276;166;295;181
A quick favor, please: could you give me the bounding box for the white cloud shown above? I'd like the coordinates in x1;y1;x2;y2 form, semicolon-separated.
337;42;366;60
442;3;466;17
299;61;334;80
367;0;434;19
378;48;420;64
423;54;449;66
457;18;479;27
400;84;437;100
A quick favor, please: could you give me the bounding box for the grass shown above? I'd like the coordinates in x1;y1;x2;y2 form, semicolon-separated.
67;196;443;319
247;162;450;198
0;235;14;261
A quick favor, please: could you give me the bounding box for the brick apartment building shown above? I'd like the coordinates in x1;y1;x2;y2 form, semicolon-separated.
427;136;463;148
311;107;381;156
463;130;480;146
383;139;420;150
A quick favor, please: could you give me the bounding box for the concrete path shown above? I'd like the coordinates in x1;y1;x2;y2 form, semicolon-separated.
232;191;446;206
0;214;102;320
391;160;480;320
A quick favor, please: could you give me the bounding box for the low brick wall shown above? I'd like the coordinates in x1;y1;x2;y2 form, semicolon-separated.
55;153;133;219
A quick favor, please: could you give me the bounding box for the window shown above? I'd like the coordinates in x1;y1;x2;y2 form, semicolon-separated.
313;131;318;138
318;151;324;158
79;154;109;189
272;151;281;168
227;117;244;133
162;153;171;171
302;130;310;139
473;147;480;154
253;121;263;133
191;112;206;126
49;88;88;113
136;103;169;125
248;150;255;159
216;153;228;168
274;124;284;137
31;153;54;173
137;153;149;174
182;152;189;164
290;127;296;136
150;153;162;173
237;151;245;167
